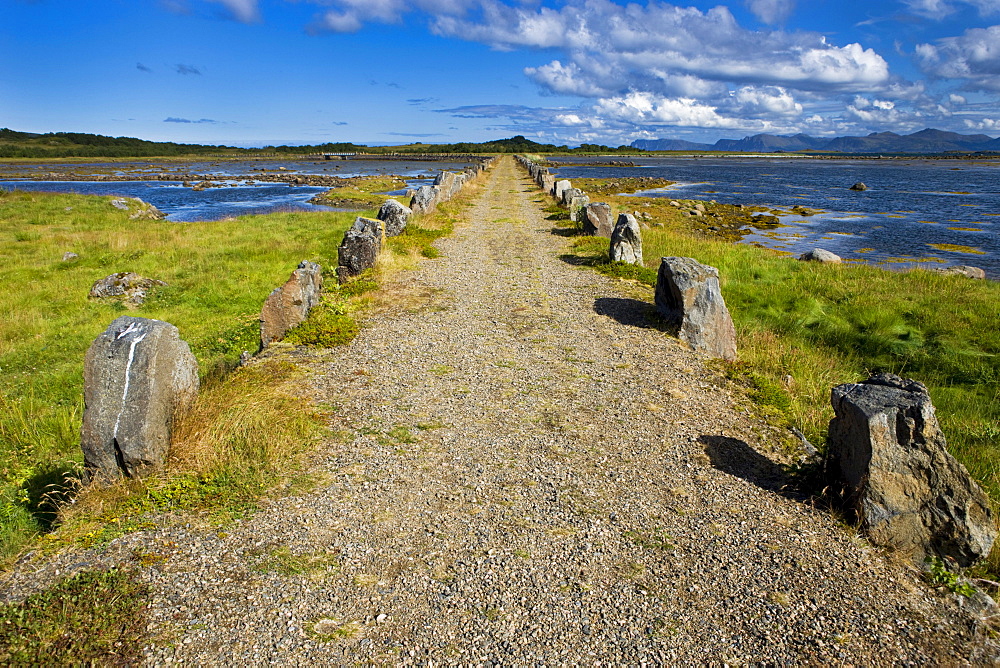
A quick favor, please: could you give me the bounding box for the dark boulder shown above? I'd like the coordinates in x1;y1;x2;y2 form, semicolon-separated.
337;217;383;282
260;261;323;349
826;373;996;567
609;213;643;266
654;257;737;361
583;203;613;237
377;199;412;237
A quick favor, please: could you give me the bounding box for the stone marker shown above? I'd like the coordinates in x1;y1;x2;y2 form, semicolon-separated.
260;261;323;349
409;185;439;215
799;248;842;264
609;213;643;266
89;272;167;306
561;187;583;207
583;202;614;237
337;217;383;283
81;316;199;481
826;373;996;567
569;194;590;223
654;257;737;361
377;199;411;237
553;179;572;202
433;171;459;199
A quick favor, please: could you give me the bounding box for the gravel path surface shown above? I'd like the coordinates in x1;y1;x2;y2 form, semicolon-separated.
6;157;992;664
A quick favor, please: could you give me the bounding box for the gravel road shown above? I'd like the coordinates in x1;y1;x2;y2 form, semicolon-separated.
8;157;994;664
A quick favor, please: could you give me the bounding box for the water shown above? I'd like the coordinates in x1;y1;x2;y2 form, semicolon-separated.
0;157;471;222
548;156;1000;279
0;179;338;222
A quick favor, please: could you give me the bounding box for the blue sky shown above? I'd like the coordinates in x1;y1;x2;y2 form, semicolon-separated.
1;0;999;146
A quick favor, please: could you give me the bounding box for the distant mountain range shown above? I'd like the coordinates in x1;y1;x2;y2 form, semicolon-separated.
631;128;1000;154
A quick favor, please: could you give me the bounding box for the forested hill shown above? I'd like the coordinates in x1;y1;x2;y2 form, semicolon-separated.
0;130;639;158
0;129;241;158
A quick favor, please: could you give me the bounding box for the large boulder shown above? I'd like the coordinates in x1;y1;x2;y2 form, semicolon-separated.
826;373;996;568
583;203;613;237
81;316;199;481
433;171;460;199
931;265;987;280
609;213;643;266
376;199;411;237
409;185;440;215
799;248;842;264
553;179;572;202
654;257;737;361
89;272;167;307
110;197;165;220
561;187;583;207
337;217;383;282
260;261;323;349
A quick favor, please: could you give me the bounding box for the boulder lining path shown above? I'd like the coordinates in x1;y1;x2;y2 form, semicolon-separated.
11;157;990;663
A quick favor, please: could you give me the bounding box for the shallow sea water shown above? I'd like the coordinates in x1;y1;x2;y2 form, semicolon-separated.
548;156;1000;279
0;157;468;222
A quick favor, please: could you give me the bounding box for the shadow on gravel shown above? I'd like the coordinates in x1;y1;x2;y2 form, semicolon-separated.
593;297;678;336
559;252;600;267
700;435;799;498
594;296;654;328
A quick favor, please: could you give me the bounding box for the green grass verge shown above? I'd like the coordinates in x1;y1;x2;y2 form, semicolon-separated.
0;188;358;560
0;567;148;664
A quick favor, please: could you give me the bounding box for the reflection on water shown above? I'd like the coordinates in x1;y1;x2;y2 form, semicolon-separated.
548;156;1000;279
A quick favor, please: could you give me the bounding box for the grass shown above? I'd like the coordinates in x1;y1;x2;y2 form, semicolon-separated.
311;175;408;210
553;179;1000;565
50;357;325;548
282;298;361;348
0;567;149;664
0;187;359;560
256;545;340;579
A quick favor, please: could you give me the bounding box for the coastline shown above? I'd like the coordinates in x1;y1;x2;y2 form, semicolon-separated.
546;155;999;280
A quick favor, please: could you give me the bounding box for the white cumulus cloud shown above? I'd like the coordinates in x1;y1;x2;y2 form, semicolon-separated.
725;86;803;117
434;1;891;99
916;25;1000;91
